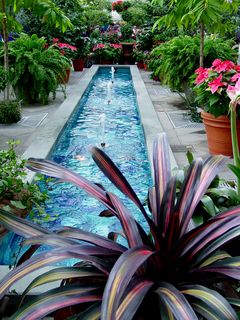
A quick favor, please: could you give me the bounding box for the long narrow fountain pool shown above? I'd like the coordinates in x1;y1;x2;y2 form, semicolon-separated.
0;67;152;265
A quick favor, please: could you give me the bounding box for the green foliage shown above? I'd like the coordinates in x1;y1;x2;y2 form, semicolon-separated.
0;140;48;220
148;36;236;91
1;134;240;318
120;24;133;41
82;9;111;31
121;6;148;27
0;100;21;124
4;34;70;105
92;44;122;63
0;66;8;92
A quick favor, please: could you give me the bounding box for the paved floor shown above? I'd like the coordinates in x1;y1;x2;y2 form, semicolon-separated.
140;70;234;179
0;68;234;179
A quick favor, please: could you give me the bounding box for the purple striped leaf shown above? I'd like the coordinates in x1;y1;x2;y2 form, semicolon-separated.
101;247;153;320
0;246;111;299
9;285;101;320
91;147;159;242
91;146;145;213
152;133;171;224
108;192;143;248
156;282;198;319
181;284;237;320
181;155;228;235
22;234;79;247
77;302;101;320
192;257;240;280
159;177;176;237
116;279;154;320
0;208;50;238
20;267;105;303
58;226;126;252
27;158;115;212
176;211;240;266
175;159;203;237
148;187;157;224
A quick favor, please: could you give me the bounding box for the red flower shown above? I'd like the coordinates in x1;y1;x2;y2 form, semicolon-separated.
208;74;226;93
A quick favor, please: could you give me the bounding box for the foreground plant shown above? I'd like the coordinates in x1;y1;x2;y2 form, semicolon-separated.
1;133;240;319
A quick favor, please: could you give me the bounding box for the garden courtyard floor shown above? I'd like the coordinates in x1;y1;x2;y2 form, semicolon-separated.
0;68;234;180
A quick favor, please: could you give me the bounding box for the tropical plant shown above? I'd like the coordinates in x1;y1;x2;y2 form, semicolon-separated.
0;0;72;102
152;0;238;66
3;34;70;104
1;134;240;318
120;23;133;41
121;7;148;27
0;140;48;236
148;35;236;92
193;59;240;118
92;43;122;63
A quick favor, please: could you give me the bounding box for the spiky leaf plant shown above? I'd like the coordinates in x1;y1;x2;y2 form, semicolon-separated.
1;133;240;319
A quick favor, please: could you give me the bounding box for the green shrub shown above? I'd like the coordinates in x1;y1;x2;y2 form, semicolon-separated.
4;34;70;105
0;100;21;124
148;36;236;92
120;24;133;41
121;7;148;27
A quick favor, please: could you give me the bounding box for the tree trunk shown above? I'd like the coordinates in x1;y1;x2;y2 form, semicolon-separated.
199;21;204;67
1;0;10;101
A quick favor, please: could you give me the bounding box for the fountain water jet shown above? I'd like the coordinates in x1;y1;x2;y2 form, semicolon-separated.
107;81;112;104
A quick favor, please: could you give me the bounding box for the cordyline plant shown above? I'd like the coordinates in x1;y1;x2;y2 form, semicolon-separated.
1;133;240;319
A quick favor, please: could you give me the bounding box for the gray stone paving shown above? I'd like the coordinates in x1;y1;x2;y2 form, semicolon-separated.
140;70;234;179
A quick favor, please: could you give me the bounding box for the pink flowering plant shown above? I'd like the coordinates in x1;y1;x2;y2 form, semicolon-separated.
92;43;122;63
52;38;77;59
194;59;240;118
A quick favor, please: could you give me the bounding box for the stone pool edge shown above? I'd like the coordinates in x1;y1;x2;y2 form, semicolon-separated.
0;65;177;294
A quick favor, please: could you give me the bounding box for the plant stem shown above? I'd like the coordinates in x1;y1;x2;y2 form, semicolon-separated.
199;22;204;67
1;0;10;102
230;106;240;196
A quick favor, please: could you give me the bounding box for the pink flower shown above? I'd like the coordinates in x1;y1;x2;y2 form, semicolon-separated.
195;69;209;85
212;59;235;72
195;67;207;75
227;78;240;102
231;73;240;82
109;44;122;49
53;38;59;43
93;44;105;51
208;74;226;93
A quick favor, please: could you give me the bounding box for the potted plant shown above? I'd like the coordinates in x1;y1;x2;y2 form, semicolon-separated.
132;47;145;69
193;59;240;156
3;34;71;104
52;38;77;82
92;43;122;64
72;37;91;72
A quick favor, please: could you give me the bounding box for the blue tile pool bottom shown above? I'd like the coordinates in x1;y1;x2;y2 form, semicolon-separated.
0;67;152;265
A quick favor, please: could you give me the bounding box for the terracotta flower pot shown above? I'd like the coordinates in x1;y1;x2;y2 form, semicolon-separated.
59;68;71;84
137;61;144;69
72;58;84;71
201;110;240;156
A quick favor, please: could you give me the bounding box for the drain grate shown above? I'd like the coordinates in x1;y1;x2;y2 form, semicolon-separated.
18;113;48;128
170;145;195;153
166;111;204;129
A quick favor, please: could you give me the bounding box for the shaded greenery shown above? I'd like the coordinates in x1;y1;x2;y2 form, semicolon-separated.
148;36;236;92
2;34;70;104
0;100;21;124
0;140;48;220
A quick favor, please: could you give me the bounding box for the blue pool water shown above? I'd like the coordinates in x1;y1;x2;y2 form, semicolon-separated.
0;67;152;265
